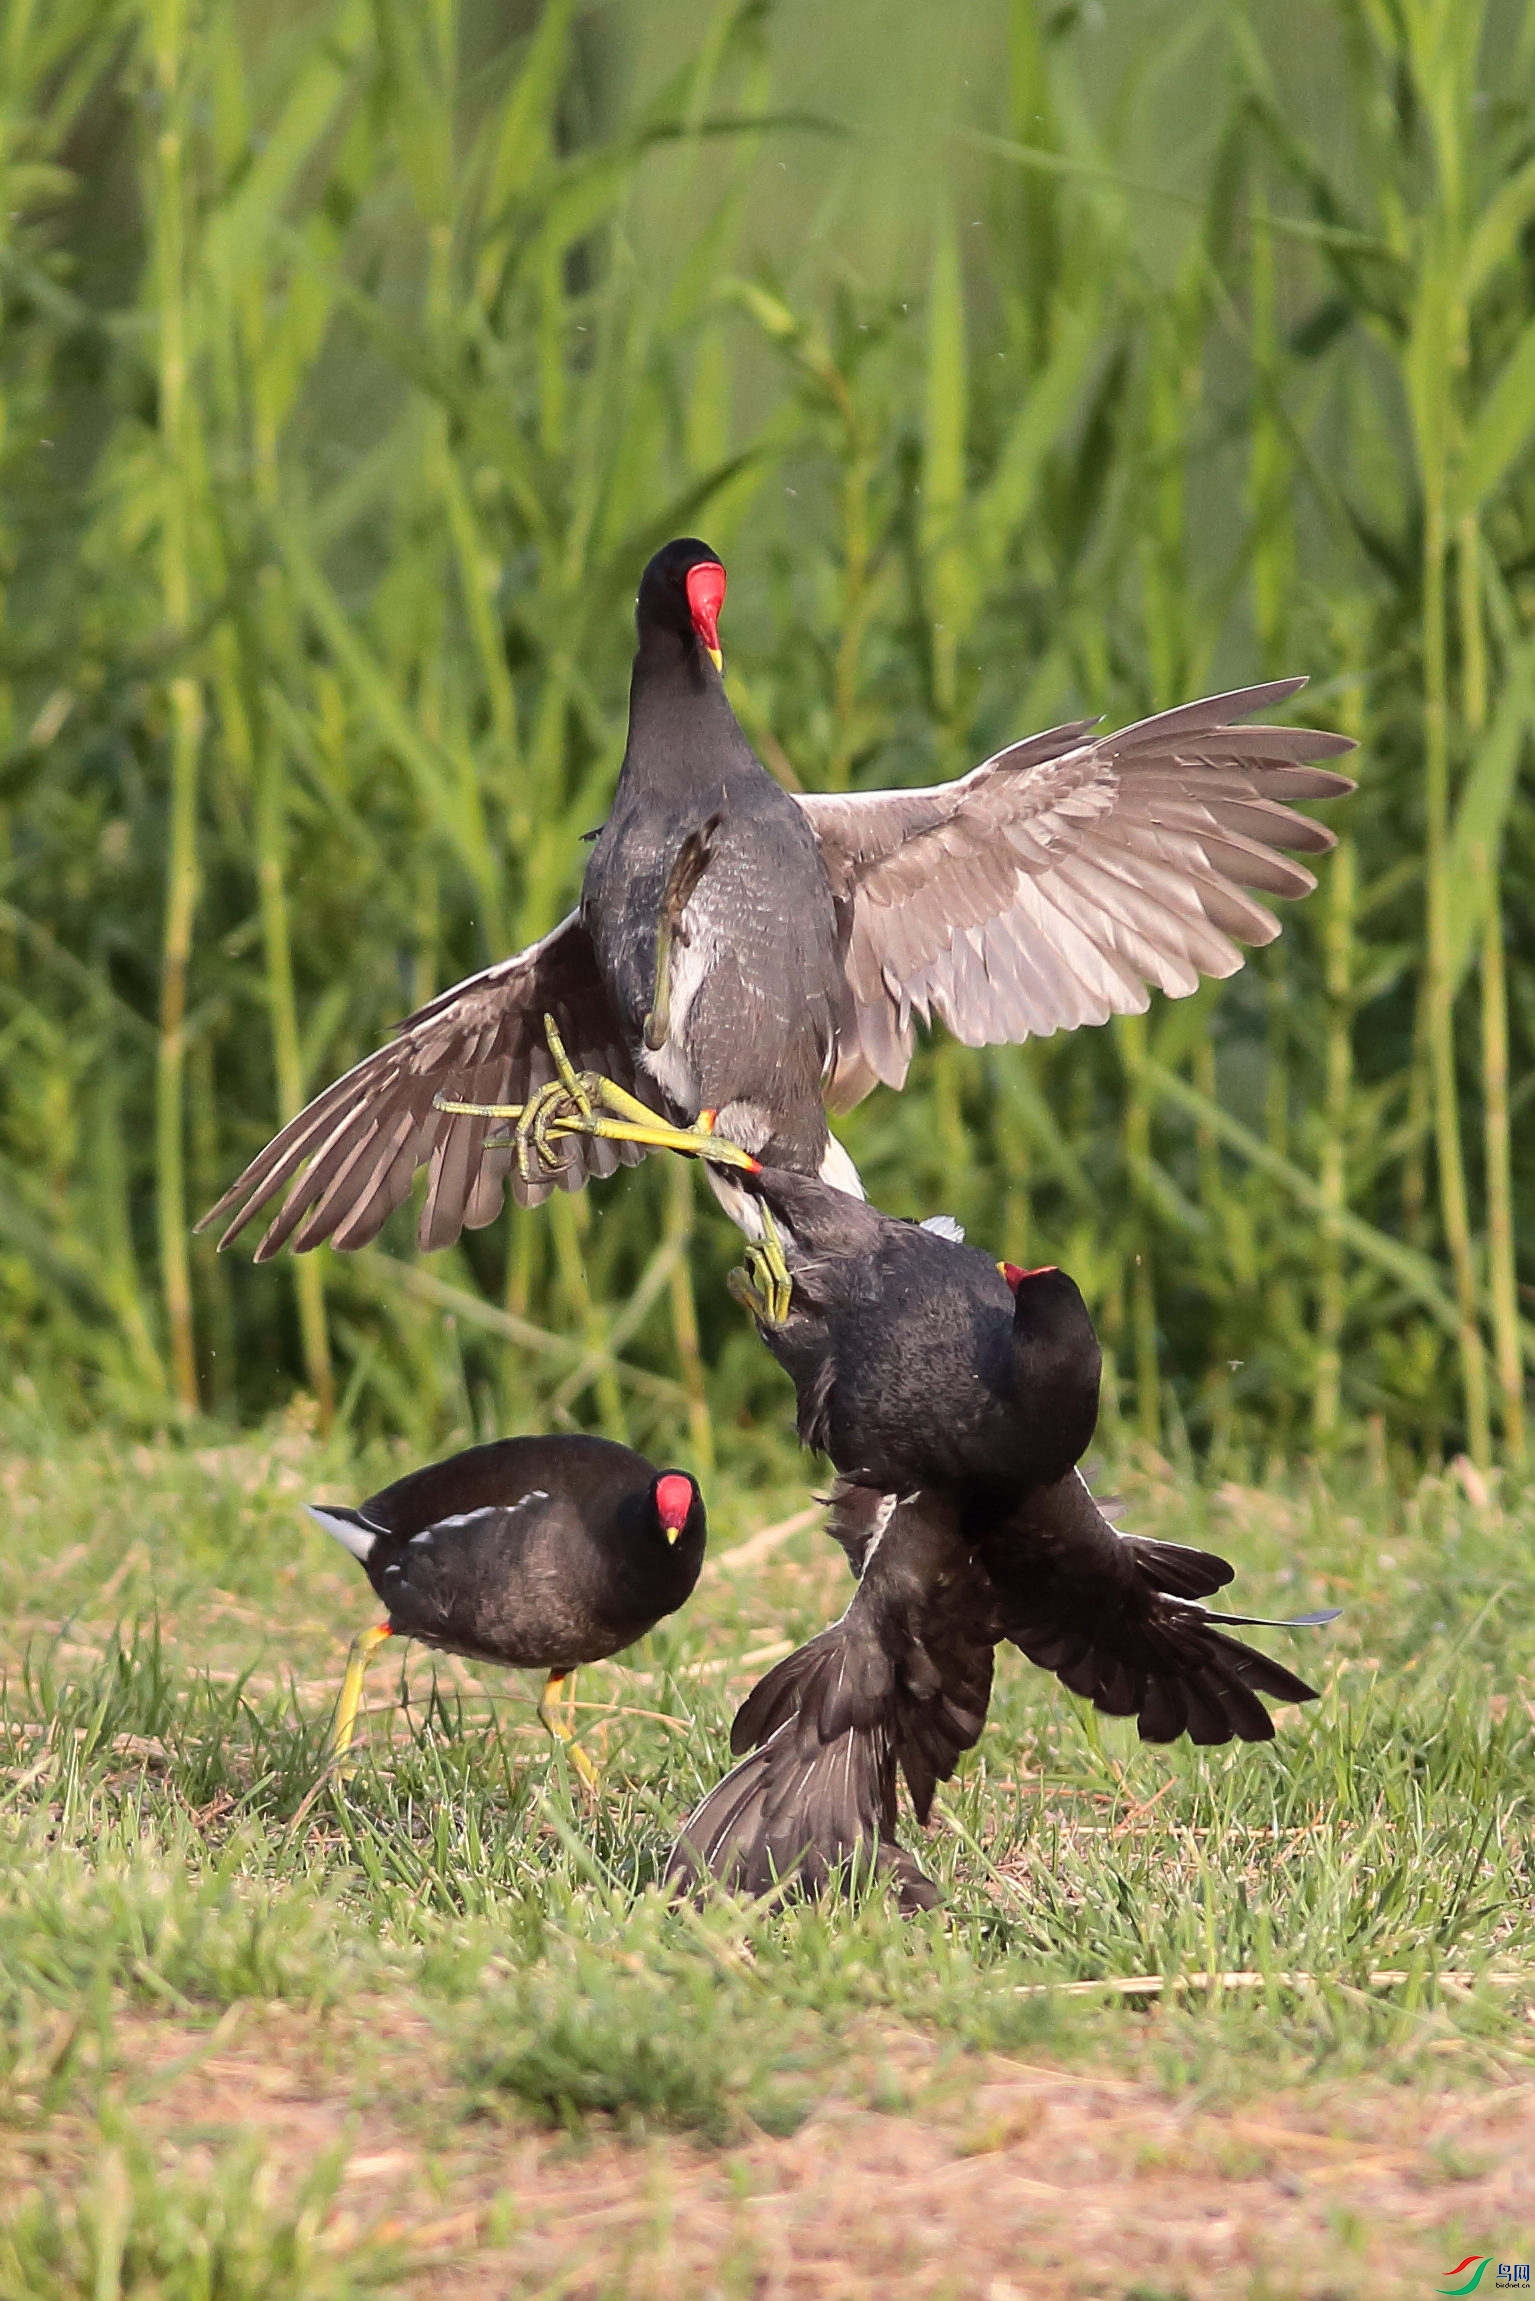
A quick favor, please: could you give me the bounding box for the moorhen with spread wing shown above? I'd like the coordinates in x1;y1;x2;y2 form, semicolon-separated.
666;1168;1331;1901
201;539;1353;1260
667;1482;998;1911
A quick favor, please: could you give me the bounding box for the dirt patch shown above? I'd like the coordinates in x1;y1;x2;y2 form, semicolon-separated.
10;2006;1532;2298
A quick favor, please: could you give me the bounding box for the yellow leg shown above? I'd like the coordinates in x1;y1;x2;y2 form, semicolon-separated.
332;1621;394;1761
434;1015;765;1178
537;1667;600;1792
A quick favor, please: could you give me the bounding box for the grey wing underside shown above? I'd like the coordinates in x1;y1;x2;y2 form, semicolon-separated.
199;913;656;1259
797;680;1356;1104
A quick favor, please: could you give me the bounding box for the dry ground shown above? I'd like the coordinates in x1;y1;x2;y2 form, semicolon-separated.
8;2002;1533;2297
2;1426;1532;2297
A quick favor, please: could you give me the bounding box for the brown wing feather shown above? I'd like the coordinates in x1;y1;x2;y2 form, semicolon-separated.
799;680;1355;1102
198;913;653;1259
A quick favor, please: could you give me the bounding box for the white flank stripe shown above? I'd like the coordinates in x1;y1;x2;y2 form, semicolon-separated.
425;1491;550;1540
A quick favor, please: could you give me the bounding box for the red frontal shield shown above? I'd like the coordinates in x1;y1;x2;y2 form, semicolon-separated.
684;560;726;655
654;1473;695;1533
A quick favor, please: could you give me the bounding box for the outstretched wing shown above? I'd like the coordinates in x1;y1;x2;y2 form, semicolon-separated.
199;913;655;1260
665;1714;941;1915
981;1470;1329;1746
797;681;1356;1103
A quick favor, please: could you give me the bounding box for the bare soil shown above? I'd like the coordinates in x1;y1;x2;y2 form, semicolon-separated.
11;2004;1532;2299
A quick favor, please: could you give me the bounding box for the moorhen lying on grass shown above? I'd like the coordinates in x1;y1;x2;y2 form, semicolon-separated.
200;538;1353;1261
668;1166;1333;1903
306;1434;706;1783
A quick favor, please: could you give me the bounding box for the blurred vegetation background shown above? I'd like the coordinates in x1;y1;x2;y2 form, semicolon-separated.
2;0;1533;1474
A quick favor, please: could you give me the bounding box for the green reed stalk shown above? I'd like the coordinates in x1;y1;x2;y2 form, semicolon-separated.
1458;514;1524;1464
1402;0;1491;1464
148;0;203;1414
1249;196;1301;1361
248;430;337;1426
1118;1010;1160;1445
1121;287;1200;1447
1478;885;1522;1464
1420;473;1489;1463
1313;700;1359;1446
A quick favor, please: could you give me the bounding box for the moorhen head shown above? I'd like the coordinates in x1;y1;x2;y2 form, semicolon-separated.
307;1433;706;1781
201;534;1352;1263
633;536;727;673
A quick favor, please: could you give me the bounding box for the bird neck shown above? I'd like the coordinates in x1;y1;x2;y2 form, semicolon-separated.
1008;1311;1102;1473
620;630;755;794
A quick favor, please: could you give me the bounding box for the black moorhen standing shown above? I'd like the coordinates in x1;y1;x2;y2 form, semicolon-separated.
306;1434;706;1783
200;538;1353;1260
667;1166;1332;1901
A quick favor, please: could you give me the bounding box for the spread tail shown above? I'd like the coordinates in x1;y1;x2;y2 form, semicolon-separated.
1012;1601;1329;1745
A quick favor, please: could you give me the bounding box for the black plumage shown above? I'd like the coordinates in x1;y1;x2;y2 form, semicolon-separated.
725;1169;1101;1494
976;1468;1326;1747
668;1173;1332;1903
308;1434;706;1767
726;1162;1330;1749
668;1485;998;1912
200;538;1353;1258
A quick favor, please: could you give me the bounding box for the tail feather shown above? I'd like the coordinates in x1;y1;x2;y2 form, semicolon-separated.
677;1487;998;1912
1126;1534;1235;1601
1207;1624;1323;1707
895;1674;992;1821
730;1598;992;1825
730;1625;868;1758
304;1502;380;1563
989;1475;1332;1748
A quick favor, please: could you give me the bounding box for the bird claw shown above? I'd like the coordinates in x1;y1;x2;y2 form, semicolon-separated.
432;1016;610;1180
433;1015;764;1177
494;1024;598;1178
727;1229;792;1325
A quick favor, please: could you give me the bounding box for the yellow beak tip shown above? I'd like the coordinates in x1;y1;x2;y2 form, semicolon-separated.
707;645;724;674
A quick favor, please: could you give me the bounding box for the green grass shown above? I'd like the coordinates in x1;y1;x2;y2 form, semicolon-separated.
1;1419;1531;2291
